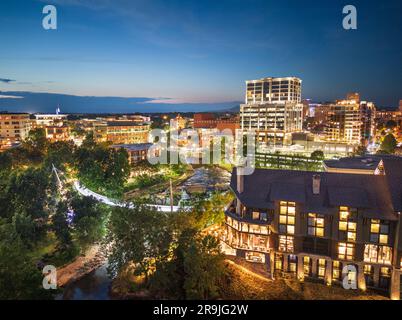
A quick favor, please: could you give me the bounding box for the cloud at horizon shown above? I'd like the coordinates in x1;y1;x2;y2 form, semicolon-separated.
0;91;241;113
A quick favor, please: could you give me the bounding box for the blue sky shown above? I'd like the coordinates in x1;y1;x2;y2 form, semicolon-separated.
0;0;401;111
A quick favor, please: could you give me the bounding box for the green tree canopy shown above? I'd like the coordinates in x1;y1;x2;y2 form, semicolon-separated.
380;133;397;154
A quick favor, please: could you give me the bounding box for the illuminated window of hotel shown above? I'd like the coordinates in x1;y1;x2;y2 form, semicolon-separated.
370;219;389;245
278;235;294;253
364;244;392;265
245;252;265;263
338;242;354;260
279;201;295;234
338;207;357;242
332;261;341;280
303;256;312;276
364;265;375;287
317;259;326;279
275;254;283;271
252;211;260;220
308;213;324;237
288;255;297;274
379;267;391;289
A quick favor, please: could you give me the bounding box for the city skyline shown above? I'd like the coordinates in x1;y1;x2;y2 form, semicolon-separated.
1;0;402;113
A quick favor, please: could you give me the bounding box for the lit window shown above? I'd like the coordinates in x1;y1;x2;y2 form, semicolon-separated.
308;213;325;237
288;255;297;273
279;201;296;235
303;256;311;276
370;219;389;245
338;242;354;260
317;259;326;279
338;207;357;242
279;235;294;253
332;261;341;280
364;244;392;265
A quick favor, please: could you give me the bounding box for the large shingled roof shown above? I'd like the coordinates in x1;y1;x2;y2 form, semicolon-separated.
230;164;402;221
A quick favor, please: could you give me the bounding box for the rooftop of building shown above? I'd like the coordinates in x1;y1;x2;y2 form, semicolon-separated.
106;121;149;127
230;156;402;219
324;156;382;170
111;143;153;151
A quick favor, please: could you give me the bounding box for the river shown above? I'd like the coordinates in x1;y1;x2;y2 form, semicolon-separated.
58;264;112;300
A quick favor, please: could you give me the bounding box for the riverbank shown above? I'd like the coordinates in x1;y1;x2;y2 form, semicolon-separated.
57;245;107;288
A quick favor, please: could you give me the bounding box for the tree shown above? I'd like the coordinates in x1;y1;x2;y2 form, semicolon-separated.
75;144;130;198
355;145;367;156
70;195;108;249
107;204;172;281
7;168;50;221
0;152;12;173
310;150;324;160
385;120;397;130
23;128;48;161
150;228;226;300
380;133;397;154
52;201;72;249
0;221;54;300
44;140;75;170
12;209;37;247
182;234;225;299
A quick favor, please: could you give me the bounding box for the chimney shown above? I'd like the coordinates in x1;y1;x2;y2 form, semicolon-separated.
236;166;244;194
312;174;321;195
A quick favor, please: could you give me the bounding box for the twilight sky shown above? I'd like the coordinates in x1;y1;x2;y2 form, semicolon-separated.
0;0;401;111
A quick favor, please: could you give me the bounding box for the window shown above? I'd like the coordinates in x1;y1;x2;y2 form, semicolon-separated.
364;265;375;287
279;201;295;234
275;254;283;271
332;261;341;281
370;219;389;245
338;206;357;242
338;242;355;260
288;255;297;274
317;259;326;279
278;235;294;253
364;244;392;265
308;213;324;237
379;267;391;289
303;256;312;277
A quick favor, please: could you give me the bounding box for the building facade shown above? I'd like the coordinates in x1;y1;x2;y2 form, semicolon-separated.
111;143;158;165
0;113;31;149
223;157;402;299
325;98;362;145
240;77;303;146
94;121;150;145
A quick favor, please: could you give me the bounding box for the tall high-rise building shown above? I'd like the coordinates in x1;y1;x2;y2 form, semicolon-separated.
325;97;362;145
325;94;376;145
360;101;376;143
240;77;303;146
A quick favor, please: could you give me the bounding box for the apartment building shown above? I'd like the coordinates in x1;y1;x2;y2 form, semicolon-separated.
94;121;150;144
240;77;303;146
0;113;31;149
223;156;402;299
325;99;362;145
111;143;159;165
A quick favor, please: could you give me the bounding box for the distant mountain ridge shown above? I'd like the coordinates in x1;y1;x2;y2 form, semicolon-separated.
0;91;242;114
